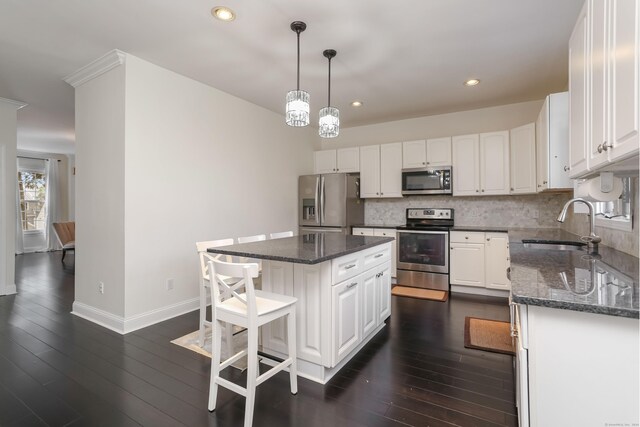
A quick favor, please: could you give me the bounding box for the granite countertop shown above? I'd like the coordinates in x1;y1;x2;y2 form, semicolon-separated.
508;228;639;319
351;223;404;230
207;234;394;265
450;225;510;233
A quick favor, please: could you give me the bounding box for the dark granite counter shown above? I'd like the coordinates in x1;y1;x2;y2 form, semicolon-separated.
509;229;639;319
207;234;394;265
351;223;404;230
450;226;509;233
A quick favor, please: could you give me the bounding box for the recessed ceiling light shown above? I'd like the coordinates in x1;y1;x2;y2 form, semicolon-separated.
211;6;236;22
351;100;363;107
464;79;480;86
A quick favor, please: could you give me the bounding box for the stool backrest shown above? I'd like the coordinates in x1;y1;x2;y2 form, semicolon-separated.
208;259;260;317
237;234;266;244
196;239;234;282
270;231;294;239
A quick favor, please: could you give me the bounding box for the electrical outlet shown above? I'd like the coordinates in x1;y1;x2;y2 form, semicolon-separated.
166;278;174;291
98;281;104;294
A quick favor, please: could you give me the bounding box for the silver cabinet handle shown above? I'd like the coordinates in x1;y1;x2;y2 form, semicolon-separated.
543;180;547;184
345;264;356;270
597;144;603;153
475;189;479;193
347;282;357;289
374;253;384;258
426;162;430;165
465;236;469;240
422;162;426;165
481;189;485;192
564;166;570;172
602;142;612;151
511;187;514;191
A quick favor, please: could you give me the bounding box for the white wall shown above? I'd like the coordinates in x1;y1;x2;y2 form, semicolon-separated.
67;154;75;220
0;101;19;296
74;65;127;317
319;99;544;149
71;52;315;330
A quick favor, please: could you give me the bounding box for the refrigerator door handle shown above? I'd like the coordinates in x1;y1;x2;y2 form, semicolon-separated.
315;176;320;224
320;176;326;224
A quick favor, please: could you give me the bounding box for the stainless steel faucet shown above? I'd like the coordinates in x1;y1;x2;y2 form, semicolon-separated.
557;198;602;254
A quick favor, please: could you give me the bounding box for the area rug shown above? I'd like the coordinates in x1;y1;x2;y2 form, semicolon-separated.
171;326;248;370
464;317;515;355
391;285;449;302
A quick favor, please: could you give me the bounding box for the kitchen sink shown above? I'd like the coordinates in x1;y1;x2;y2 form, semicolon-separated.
521;239;587;251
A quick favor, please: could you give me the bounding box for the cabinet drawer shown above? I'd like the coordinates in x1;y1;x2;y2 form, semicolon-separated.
373;228;396;238
352;227;374;236
450;231;485;243
362;243;391;270
332;253;363;284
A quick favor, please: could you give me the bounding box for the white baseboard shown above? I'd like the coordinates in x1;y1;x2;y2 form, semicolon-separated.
72;297;200;334
0;284;17;296
451;285;509;298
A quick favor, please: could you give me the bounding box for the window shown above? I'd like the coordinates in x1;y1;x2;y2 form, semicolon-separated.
18;171;47;231
594;176;634;232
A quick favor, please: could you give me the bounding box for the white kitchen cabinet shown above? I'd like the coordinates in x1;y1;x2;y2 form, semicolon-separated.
536;92;572;190
373;228;397;277
484;233;510;290
569;2;590;178
510;123;537;194
361;269;378;338
450;231;510;292
332;277;361;365
589;0;610;171
480;131;510;195
377;262;392;324
352;227;374;236
402;140;427;169
360;143;403;198
452;134;481;196
426;137;452;167
314;148;360;174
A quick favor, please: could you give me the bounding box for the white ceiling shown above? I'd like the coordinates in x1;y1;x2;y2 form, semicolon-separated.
0;0;584;154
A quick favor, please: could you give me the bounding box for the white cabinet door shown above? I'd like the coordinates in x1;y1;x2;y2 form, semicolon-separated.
536;97;550;190
450;243;485;287
379;142;403;198
609;0;639;162
426;137;452;167
569;2;590;178
480;131;510;195
332;277;361;366
361;269;378;338
452;134;480;196
485;233;511;291
373;229;396;277
589;0;611;170
261;261;295;355
336;147;360;173
377;262;392;325
360;145;381;198
510;123;537;194
294;263;330;365
314;150;337;174
353;227;375;236
402;140;427;169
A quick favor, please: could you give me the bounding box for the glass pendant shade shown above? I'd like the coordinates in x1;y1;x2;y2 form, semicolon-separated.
285;90;310;127
319;106;340;138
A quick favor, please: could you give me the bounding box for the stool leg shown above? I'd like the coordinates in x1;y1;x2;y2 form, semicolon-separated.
208;319;222;412
287;309;298;395
198;283;207;347
224;322;234;356
244;327;258;427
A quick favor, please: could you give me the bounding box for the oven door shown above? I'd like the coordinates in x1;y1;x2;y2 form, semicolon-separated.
397;230;449;274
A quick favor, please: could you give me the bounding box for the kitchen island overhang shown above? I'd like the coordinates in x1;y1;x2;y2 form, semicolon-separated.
207;233;394;384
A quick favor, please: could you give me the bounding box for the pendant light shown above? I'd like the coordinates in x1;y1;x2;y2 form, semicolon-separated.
286;21;310;127
319;49;339;138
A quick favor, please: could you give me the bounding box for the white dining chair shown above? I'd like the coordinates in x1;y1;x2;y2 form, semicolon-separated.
237;234;267;244
207;258;298;427
270;231;294;239
196;239;235;349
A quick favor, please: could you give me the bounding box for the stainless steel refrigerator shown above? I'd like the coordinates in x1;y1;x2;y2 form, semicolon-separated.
298;173;364;234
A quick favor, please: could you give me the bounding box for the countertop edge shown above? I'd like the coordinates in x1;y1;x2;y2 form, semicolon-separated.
511;294;640;319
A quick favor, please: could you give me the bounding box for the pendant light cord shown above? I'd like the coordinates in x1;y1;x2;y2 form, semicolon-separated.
296;31;300;91
327;56;331;107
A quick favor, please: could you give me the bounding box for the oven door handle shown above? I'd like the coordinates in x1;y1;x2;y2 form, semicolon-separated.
397;230;449;235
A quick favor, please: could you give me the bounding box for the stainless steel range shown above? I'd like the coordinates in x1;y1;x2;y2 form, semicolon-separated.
396;208;454;291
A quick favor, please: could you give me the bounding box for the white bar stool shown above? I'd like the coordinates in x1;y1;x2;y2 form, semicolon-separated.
270;231;294;239
237;234;267;270
207;259;298;427
196;239;235;349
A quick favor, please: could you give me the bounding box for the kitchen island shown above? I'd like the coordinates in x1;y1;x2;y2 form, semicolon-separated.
208;233;394;384
508;229;639;427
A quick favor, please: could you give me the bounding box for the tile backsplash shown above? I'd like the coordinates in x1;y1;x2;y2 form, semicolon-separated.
365;193;574;228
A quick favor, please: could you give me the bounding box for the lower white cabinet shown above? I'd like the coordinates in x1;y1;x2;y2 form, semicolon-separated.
353;227;397;277
377;262;392;323
332;277;361;364
450;231;510;291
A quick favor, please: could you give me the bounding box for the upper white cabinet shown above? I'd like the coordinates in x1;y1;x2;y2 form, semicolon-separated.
360;143;403;198
569;0;639;178
314;148;360;174
510;123;537;194
402;138;452;169
452;132;510;196
537;92;572;190
452;134;481;195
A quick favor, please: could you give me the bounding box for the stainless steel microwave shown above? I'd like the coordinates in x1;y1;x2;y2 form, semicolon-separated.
401;166;452;195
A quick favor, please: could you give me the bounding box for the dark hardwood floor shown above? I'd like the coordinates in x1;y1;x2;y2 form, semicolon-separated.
0;252;517;426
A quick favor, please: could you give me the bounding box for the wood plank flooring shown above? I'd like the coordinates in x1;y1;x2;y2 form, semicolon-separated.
0;252;517;426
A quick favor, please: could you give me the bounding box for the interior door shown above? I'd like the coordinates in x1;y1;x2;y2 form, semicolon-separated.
320;174;346;227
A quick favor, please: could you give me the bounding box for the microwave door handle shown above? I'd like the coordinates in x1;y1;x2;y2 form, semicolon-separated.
439;172;444;190
315;176;320;224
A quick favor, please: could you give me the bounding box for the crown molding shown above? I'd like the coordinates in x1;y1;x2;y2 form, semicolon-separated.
63;49;127;88
0;97;27;109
